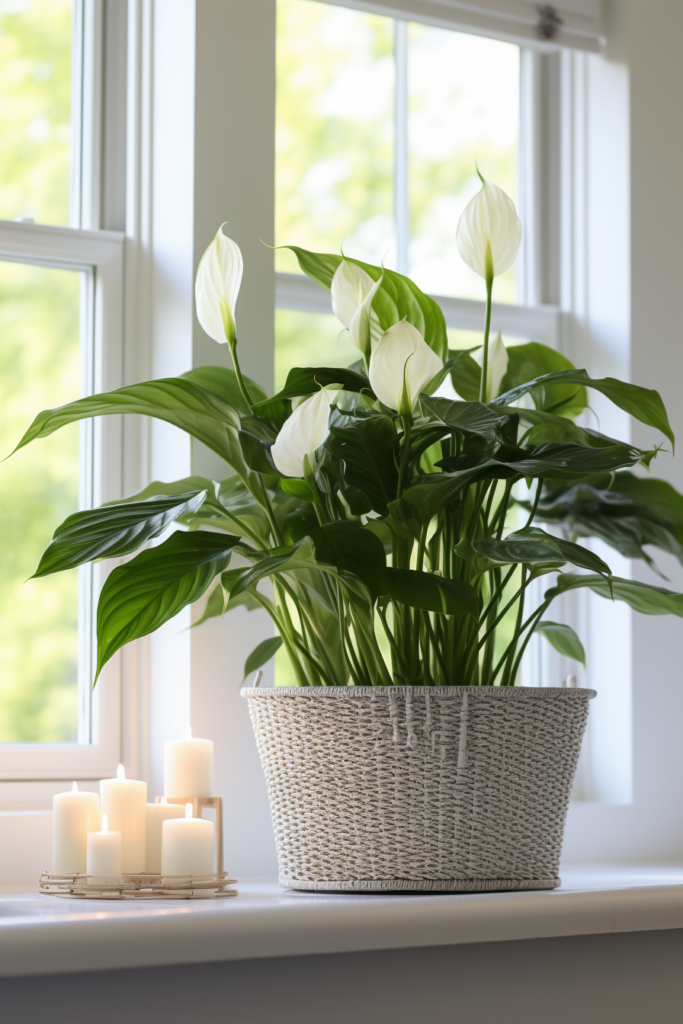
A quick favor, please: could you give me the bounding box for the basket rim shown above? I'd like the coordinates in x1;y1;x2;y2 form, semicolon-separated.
241;684;597;700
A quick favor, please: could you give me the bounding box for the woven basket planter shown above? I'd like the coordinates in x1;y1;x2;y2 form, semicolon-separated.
242;685;595;893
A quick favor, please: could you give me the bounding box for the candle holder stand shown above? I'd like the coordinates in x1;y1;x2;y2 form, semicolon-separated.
40;796;235;900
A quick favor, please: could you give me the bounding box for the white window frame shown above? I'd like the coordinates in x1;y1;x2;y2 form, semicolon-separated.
0;0;127;788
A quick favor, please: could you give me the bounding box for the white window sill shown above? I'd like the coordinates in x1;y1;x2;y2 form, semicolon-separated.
2;864;683;978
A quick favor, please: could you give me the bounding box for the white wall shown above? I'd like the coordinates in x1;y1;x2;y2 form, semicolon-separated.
563;0;683;861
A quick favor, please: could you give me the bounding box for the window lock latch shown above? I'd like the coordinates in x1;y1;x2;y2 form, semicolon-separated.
537;4;564;41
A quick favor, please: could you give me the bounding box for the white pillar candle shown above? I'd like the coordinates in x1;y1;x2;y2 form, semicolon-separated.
145;798;185;873
164;731;213;797
161;803;214;875
86;813;122;877
100;764;147;872
52;782;100;873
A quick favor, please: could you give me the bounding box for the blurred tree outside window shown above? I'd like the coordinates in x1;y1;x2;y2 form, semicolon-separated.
0;0;73;225
0;0;81;743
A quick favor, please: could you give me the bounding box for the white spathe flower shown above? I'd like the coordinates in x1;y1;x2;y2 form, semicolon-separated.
456;175;522;282
369;321;443;415
330;260;382;356
195;224;243;346
271;389;331;478
474;330;509;401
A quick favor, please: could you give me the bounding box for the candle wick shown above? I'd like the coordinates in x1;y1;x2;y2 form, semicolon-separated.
185;802;193;819
71;781;78;793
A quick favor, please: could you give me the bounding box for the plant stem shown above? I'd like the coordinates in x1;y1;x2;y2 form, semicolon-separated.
397;417;413;497
478;273;494;403
524;479;543;528
228;338;255;413
260;484;284;546
501;565;528;687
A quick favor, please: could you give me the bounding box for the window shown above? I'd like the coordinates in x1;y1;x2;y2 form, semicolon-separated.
0;0;124;782
4;1;655;877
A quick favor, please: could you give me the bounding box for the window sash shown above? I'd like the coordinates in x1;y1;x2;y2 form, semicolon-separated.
0;221;124;781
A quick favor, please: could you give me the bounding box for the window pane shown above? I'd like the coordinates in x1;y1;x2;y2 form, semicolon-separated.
408;25;519;302
276;308;356;390
0;0;73;225
0;262;81;742
275;0;395;274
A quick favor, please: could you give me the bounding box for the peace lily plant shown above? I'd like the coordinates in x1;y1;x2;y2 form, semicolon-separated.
10;175;683;689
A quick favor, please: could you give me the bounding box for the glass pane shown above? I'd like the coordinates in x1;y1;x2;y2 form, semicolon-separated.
408;25;519;302
275;0;395;274
0;262;81;742
275;308;356;390
0;0;73;225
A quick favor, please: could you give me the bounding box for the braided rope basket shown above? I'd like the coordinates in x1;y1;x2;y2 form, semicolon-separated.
242;685;595;893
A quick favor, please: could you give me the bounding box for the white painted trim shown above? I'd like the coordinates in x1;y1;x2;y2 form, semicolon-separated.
275;270;561;345
315;0;605;52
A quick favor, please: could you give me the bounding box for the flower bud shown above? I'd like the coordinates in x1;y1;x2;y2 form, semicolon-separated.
271;389;331;478
456;174;522;282
369;321;443;415
474;330;508;400
195;224;243;346
331;260;382;358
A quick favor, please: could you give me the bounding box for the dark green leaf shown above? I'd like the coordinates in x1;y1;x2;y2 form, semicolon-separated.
238;430;277;475
252;366;374;422
243;637;283;680
535;621;586;666
494;369;675;449
95;530;241;681
34;490;207;577
310;521;386;600
471;526;611;577
545;573;683;616
327;416;399;515
285;247;448;360
385;568;478;616
420;394;511;443
499;342;587;419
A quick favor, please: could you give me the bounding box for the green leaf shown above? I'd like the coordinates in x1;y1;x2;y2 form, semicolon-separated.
469;526;612;577
531;473;683;572
280;478;315;502
545;573;683;617
243;637;283;680
229;538;320;597
33;490;207;577
95;530;241;681
238;430;278;476
326;415;399;515
180;366;268;415
499;342;587;419
438;441;649;478
535;621;586;666
310;521;386;600
449;349;482;402
107;476;217;505
494;369;675;449
252;366;374;421
384;568;478;617
285;247;448;360
9;378;259;488
420;395;511;443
